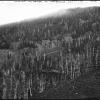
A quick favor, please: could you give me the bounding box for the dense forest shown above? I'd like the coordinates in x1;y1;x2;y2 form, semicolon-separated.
0;7;100;99
0;7;100;47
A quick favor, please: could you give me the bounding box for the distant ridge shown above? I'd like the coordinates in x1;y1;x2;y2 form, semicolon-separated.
0;7;93;28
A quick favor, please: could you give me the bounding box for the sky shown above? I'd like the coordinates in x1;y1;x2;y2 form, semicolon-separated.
0;1;100;26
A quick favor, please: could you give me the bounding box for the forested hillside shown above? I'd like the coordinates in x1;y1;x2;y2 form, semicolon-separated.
0;7;100;48
0;7;100;99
